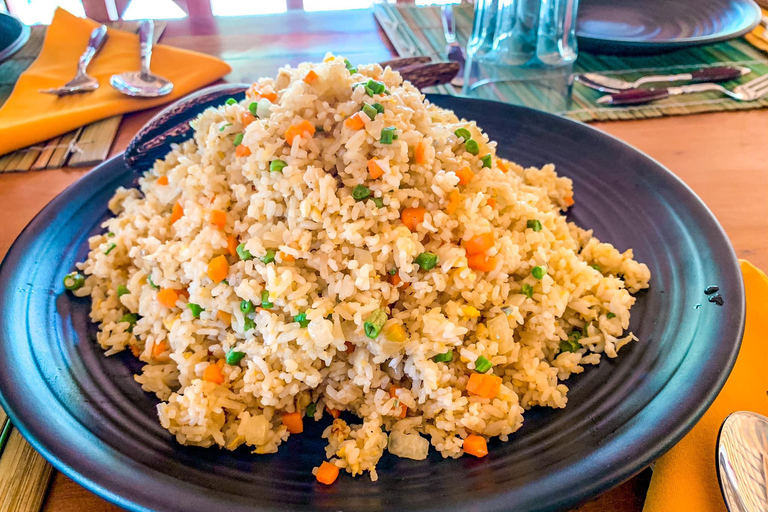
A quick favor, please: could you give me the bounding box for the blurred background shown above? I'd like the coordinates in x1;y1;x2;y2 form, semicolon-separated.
0;0;461;25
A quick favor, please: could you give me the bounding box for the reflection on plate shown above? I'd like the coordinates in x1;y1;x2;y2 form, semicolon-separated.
0;93;745;512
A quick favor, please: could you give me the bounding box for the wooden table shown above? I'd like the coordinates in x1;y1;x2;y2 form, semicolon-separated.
0;9;765;512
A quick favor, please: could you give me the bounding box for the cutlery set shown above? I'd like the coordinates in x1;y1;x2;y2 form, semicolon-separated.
40;20;172;98
575;65;768;105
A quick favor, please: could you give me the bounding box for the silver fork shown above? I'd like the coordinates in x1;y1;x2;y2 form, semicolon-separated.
596;73;768;105
39;25;108;96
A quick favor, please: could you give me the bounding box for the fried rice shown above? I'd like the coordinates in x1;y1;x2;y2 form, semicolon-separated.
72;55;651;482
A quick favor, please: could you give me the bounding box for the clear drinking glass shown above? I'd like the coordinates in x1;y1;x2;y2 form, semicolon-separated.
463;0;579;113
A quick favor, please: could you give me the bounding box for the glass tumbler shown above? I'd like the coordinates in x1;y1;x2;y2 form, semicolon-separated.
463;0;579;113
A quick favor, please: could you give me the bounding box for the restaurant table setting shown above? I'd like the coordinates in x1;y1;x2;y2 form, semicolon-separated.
0;1;767;512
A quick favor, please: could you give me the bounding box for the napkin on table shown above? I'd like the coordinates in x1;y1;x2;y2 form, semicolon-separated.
0;8;231;156
643;260;768;512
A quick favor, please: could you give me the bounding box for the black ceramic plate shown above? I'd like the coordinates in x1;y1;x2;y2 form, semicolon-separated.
0;94;745;512
577;0;762;55
0;13;29;62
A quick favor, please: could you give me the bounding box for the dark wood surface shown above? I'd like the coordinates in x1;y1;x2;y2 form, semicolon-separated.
0;8;763;512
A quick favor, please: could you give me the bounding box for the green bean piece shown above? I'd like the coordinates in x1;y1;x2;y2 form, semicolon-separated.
261;290;274;309
433;350;453;363
63;272;85;291
414;252;438;271
364;308;388;339
474;355;492;373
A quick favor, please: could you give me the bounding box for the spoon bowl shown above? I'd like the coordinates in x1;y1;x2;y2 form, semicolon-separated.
110;19;173;98
717;411;768;512
110;71;173;97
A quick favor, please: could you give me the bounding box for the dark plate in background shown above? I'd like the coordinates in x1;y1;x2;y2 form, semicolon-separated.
0;13;29;62
577;0;761;54
0;94;745;512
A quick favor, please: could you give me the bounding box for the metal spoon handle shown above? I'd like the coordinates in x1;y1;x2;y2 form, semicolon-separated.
79;25;108;74
138;20;154;78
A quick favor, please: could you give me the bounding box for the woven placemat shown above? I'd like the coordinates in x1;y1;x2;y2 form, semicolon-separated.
374;3;768;121
0;20;166;171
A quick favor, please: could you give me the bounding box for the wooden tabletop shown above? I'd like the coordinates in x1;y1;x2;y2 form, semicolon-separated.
0;8;765;512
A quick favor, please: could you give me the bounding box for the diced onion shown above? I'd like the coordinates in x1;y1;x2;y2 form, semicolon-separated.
388;431;429;460
488;314;515;355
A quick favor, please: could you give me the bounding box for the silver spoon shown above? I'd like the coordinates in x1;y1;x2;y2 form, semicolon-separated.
110;20;173;98
717;411;768;512
574;66;751;94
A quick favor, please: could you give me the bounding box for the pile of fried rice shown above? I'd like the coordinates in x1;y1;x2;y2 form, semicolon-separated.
73;55;650;482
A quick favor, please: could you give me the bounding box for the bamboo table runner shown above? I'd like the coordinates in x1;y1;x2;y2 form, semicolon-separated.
0;20;165;172
374;3;768;121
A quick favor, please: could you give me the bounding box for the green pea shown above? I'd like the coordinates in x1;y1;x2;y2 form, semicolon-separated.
521;283;534;299
465;139;480;155
270;159;287;173
261;290;274;309
240;300;254;315
454;128;471;141
117;285;130;297
236;243;253;261
352;185;371;201
526;220;542;232
260;250;276;264
226;349;246;365
188;303;204;318
414;252;438;271
531;266;546;280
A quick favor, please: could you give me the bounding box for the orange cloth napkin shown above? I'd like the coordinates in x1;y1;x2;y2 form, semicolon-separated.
745;8;768;54
643;260;768;511
0;8;231;155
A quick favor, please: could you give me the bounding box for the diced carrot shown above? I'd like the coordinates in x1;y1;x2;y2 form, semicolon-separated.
235;144;251;157
344;111;366;130
259;86;278;102
129;344;141;357
285;120;316;145
456;166;474;185
157;288;179;308
216;359;226;369
207;255;229;283
170;201;184;224
203;362;224;384
152;340;168;358
326;407;341;419
415;141;426;164
463;434;488;458
466;373;502;399
496;160;509;173
157;176;169;186
210;209;227;230
401;207;426;231
564;195;575;206
217;310;232;324
467;253;497;272
241;112;256;127
368;158;384;179
177;289;190;300
487;198;496;208
304;69;319;84
388;272;410;290
227;236;238;257
345;341;356;353
316;461;340;485
388;386;407;417
279;251;295;262
445;189;461;215
282;411;304;434
465;232;495;255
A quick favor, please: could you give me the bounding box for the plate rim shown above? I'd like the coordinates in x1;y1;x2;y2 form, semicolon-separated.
575;0;762;51
0;93;746;512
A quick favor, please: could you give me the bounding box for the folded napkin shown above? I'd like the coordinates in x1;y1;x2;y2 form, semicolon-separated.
643;260;768;512
745;8;768;54
0;8;231;156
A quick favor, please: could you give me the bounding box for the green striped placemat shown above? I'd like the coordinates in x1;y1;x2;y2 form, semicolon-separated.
374;3;768;121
